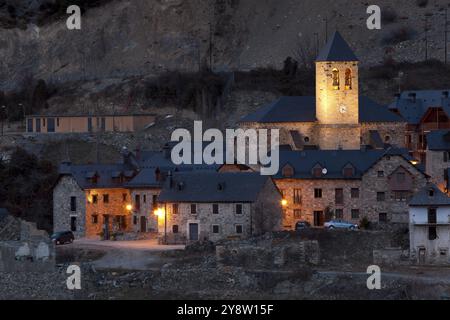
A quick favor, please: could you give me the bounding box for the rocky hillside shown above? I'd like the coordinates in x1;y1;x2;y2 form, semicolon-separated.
1;0;449;91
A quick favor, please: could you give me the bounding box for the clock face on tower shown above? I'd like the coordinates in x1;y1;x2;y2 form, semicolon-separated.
339;105;347;114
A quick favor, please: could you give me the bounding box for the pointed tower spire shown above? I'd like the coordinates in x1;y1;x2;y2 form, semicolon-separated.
316;31;358;62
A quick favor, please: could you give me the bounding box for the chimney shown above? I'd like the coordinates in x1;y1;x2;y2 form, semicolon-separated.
155;167;161;182
134;146;141;161
168;171;173;188
408;92;417;103
163;144;171;159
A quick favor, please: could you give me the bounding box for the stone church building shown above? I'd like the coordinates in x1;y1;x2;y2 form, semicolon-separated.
240;31;406;151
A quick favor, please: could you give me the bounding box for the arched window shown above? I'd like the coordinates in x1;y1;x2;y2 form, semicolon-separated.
345;69;352;90
332;69;340;90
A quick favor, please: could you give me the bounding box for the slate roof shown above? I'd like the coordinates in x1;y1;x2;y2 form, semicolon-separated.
240;96;404;123
0;208;9;221
388;90;450;124
125;169;163;188
316;31;358;62
426;130;450;151
59;163;136;189
158;172;271;203
274;148;419;180
409;184;450;206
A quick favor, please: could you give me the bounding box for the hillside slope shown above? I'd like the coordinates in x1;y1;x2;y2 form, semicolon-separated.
1;0;449;92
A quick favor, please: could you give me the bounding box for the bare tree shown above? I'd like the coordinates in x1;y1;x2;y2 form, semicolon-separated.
292;35;316;70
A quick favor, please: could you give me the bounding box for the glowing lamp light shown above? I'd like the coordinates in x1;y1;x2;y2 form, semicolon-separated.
410;160;419;166
281;199;288;207
126;204;133;211
154;208;164;218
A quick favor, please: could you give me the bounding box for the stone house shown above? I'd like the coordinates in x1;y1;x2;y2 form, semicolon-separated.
274;148;428;229
389;90;450;164
409;184;450;265
53;146;220;239
157;172;283;244
239;31;406;151
53;162;137;239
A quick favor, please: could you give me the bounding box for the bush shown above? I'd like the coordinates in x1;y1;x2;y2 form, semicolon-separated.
382;8;398;24
382;26;416;45
359;216;371;230
416;0;429;8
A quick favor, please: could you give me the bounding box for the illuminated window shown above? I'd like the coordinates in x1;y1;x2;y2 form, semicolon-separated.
345;68;352;90
332;68;340;90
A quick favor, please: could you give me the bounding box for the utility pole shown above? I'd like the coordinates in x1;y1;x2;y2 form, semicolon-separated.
445;6;449;64
209;22;213;72
424;14;429;61
314;33;319;56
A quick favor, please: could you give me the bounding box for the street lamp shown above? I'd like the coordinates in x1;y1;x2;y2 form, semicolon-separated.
1;105;6;136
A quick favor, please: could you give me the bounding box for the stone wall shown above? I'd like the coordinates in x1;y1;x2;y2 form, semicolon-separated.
85;188;133;238
0;218;54;272
426;149;448;191
130;188;160;233
159;202;252;244
53;175;86;238
275;178;361;229
216;240;320;268
361;155;428;223
361;122;407;148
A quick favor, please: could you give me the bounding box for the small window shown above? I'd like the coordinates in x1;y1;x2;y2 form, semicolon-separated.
212;225;220;234
377;192;386;202
103;194;109;204
294;210;302;219
92;195;98;204
56;118;60;127
332;68;340;90
173;225;179;234
236;204;243;215
351;209;360;220
345;68;352;90
377;171;384;177
335;188;343;205
351;188;359;199
122;193;127;202
313;167;322;178
282;165;294;178
314;188;322;198
235;225;243;234
293;189;302;204
70;196;77;211
385;136;391;143
379;213;388;223
173;204;179;215
92;215;98;224
143;195;147;203
343;167;354;177
70;217;77;232
429;226;437;240
335;209;344;219
213;204;219;214
190;204;197;214
133;216;137;225
304;137;310;143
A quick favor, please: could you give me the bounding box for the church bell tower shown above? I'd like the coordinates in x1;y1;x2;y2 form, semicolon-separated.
315;31;360;149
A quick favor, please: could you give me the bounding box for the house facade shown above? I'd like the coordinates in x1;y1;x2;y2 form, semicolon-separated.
409;184;450;265
425;130;450;193
274;149;428;229
157;172;283;244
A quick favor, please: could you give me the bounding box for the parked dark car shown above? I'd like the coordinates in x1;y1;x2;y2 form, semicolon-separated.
50;231;74;245
295;221;311;231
